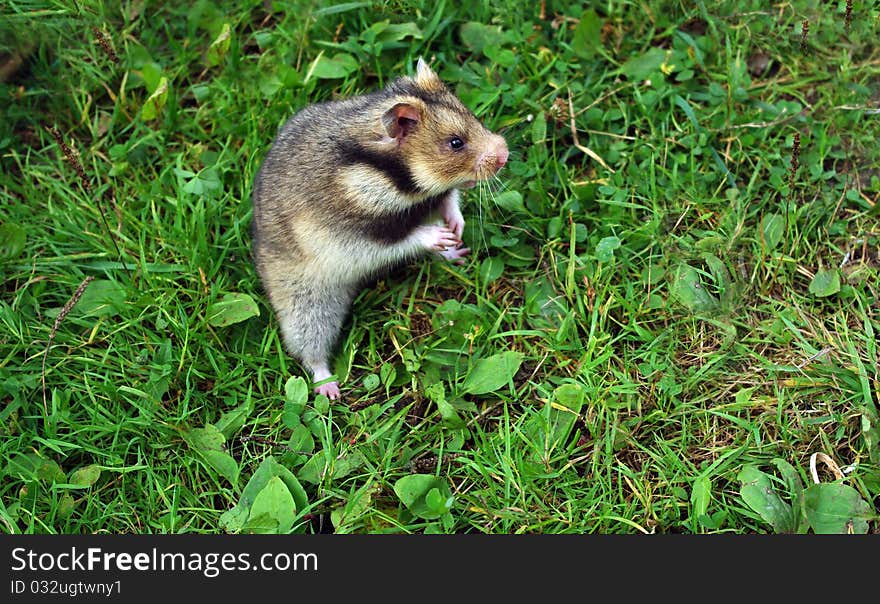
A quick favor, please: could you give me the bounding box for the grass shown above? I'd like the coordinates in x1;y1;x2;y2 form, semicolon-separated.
1;0;878;534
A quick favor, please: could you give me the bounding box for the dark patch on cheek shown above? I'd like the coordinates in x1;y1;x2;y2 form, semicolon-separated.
335;140;423;195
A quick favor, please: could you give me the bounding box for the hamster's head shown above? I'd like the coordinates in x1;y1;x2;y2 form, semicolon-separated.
380;58;509;196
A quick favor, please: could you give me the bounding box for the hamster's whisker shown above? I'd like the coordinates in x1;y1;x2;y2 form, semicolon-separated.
486;174;502;206
491;174;509;193
485;176;506;199
476;180;489;255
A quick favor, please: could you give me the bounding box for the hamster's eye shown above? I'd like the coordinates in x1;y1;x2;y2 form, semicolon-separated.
448;137;465;150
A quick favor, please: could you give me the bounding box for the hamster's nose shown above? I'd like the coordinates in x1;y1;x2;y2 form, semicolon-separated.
494;137;509;170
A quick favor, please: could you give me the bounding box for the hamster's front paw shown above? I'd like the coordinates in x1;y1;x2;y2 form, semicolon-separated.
417;224;461;252
438;245;470;265
441;206;465;239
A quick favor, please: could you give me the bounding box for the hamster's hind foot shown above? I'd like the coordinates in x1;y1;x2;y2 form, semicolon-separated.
311;364;341;400
315;380;341;400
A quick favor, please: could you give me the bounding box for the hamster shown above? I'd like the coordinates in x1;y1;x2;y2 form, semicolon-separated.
251;58;509;399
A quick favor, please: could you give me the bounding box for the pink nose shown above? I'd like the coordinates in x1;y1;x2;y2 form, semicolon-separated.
495;138;509;170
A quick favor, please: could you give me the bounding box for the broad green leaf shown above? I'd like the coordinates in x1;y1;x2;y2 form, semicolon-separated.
734;387;755;406
547;216;562;239
640;264;664;286
394;474;439;507
425;487;452;516
702;253;728;288
328;508;350;531
297;448;362;485
426;382;463;429
738;465;796;533
524;276;567;328
287;424;315;457
218;504;249;533
221;457;308;533
5;453;65;484
673;94;703;133
431;299;483;348
378;22;423;42
214;398;254;439
282;378;309;429
772;458;807;533
494;190;526;213
595;236;621;262
188;423;224;451
490;234;519;247
284;376;309;419
479;256;505;284
544;383;585;446
393;474;453;520
244;513;280;533
68;464;101;488
275;467;308;515
361;19;389;40
862;406;880;464
206;293;260;327
461;351;523;395
670;263;718;312
803;483;871;534
333;451;365;480
314;393;330;415
181;167;222;196
309;53;358;80
75;279;127;318
57;493;75;519
554;383;584;411
254;31;273;49
297;453;326;485
141;76;168;121
380;363;396;386
0;223;26;259
330;482;378;534
200;450;239;485
362;373;380;391
186;424;239;485
521;383;585;472
36;457;65;483
691;476;712;519
259;74;283;98
622;47;667;81
206;23;231;67
244;457;307;513
246;476;296;534
483;45;517;68
459;22;506;53
572;9;602;58
530;113;547;145
138;62;163;93
761;213;784;250
809;269;840;297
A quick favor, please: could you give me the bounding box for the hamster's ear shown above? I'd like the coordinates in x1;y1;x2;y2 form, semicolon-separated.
414;57;442;90
382;102;420;140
